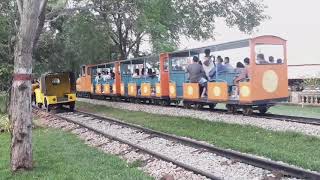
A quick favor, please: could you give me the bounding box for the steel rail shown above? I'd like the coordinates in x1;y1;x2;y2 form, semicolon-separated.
169;103;320;126
34;108;221;180
255;113;320;126
80;97;320;126
74;109;320;180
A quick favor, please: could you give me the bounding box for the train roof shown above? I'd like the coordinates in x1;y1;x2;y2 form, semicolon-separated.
169;35;286;57
119;55;159;64
83;35;286;66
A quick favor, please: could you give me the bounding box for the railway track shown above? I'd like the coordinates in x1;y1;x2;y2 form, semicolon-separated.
154;103;320;126
196;106;320;126
81;97;320;126
255;113;320;126
35;107;320;179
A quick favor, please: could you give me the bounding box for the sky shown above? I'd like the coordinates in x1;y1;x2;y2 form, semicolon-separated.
180;0;320;65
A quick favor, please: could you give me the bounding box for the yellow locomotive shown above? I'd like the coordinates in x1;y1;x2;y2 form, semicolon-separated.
34;72;76;111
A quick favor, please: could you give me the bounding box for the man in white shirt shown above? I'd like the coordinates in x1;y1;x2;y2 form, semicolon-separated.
202;49;215;79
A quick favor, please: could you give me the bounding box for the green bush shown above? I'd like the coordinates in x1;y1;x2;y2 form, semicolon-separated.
0;114;10;133
0;92;8;113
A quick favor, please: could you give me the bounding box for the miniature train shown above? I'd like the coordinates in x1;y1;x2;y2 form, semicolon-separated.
76;35;288;115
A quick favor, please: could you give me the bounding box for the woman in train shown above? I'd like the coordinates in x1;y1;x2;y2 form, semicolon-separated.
234;58;249;85
235;62;245;73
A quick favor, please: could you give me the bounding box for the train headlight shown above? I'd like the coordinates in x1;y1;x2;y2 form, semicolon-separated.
52;98;56;102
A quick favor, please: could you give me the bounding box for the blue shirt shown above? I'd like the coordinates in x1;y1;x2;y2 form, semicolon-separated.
208;63;227;80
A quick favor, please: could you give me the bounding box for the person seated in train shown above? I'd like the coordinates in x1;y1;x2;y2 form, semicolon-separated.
94;72;103;93
95;72;102;84
202;49;215;79
141;68;148;78
101;71;106;82
277;58;283;64
186;56;207;98
208;56;227;81
147;69;156;78
224;57;234;72
104;71;112;81
132;69;140;78
235;62;245;74
110;70;115;79
256;53;268;64
269;56;275;63
234;58;250;84
174;64;183;70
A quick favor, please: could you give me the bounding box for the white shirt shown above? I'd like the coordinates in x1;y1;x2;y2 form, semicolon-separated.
202;57;214;78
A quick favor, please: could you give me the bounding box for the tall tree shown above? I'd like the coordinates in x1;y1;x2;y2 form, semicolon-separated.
91;0;268;58
10;0;47;171
34;11;114;75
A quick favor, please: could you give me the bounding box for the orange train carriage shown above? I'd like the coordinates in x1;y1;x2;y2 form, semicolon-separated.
76;35;288;115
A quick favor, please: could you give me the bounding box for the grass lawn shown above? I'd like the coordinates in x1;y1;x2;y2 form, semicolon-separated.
0;128;152;180
215;103;320;118
268;105;320;118
77;101;320;172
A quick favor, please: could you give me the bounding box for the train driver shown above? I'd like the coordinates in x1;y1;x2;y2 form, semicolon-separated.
256;53;268;64
269;56;275;63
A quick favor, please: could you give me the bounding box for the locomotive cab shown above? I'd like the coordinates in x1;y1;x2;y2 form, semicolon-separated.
34;72;77;111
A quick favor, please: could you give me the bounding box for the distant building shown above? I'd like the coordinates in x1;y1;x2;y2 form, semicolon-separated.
288;64;320;91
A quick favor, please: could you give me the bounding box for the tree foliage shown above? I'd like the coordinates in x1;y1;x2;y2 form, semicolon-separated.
90;0;268;58
0;0;269;76
0;0;17;91
35;12;114;75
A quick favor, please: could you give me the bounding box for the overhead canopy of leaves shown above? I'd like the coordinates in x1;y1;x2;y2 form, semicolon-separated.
0;0;269;77
34;12;114;75
90;0;268;57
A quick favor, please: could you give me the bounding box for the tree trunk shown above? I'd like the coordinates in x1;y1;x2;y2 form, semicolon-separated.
10;0;45;171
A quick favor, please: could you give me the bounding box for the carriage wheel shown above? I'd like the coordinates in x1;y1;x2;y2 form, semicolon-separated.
37;103;43;109
44;99;51;112
194;104;203;109
209;104;216;110
242;106;253;116
183;101;192;109
69;102;75;111
135;99;141;104
226;104;237;114
258;106;268;115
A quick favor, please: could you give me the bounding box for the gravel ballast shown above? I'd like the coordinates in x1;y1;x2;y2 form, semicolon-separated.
59;111;297;180
78;98;320;137
34;109;207;180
